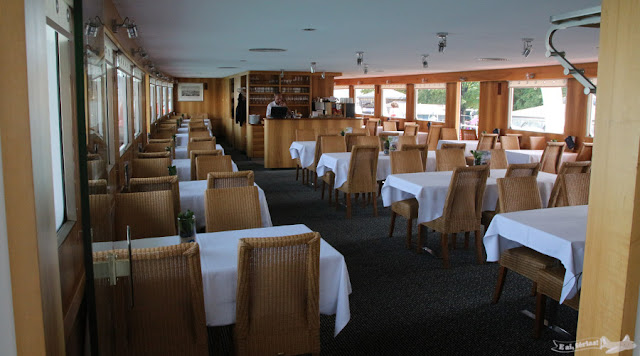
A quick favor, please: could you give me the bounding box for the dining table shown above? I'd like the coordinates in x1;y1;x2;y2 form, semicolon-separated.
505;150;578;165
179;181;272;230
381;169;557;224
483;205;587;303
92;224;352;336
173;158;238;182
289;141;316;169
175;144;225;159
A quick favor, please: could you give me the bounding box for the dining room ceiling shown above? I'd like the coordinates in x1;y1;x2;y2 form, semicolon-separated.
112;0;601;79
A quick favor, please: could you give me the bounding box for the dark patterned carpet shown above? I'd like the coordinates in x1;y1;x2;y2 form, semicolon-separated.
209;141;577;355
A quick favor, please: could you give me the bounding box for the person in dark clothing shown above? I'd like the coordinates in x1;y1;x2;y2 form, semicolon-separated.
235;91;246;126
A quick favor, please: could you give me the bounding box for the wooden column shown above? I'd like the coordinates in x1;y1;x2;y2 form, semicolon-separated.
445;82;461;130
405;84;415;121
478;81;509;134
563;78;589;146
374;85;382;118
576;0;640;350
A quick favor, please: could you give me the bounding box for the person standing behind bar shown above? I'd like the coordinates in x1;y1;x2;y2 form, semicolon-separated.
266;93;288;117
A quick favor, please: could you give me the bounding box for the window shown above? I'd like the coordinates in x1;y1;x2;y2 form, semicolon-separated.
586;79;597;137
460;82;480;132
168;87;173;113
508;80;567;134
150;83;156;122
355;86;375;115
415;84;446;122
333;86;349;102
133;77;142;136
156;85;162;119
381;86;406;119
117;70;130;153
162;86;168;115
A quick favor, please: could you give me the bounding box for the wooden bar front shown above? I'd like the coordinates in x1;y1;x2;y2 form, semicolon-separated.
264;117;364;168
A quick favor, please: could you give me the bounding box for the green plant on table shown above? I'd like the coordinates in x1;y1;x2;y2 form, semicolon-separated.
168;165;177;176
177;209;196;238
470;150;483;166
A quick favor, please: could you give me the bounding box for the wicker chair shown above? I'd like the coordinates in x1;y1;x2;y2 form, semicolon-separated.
441;128;458;140
345;133;366;152
356;136;381;150
89;194;112;242
190;136;216;145
397;136;417;150
235;233;320;356
190;150;223;180
534;266;580;338
320;136;347;204
187;140;216;158
401;144;428;171
87;159;107;180
153;128;175;140
404;124;419;136
195;155;233;180
206;171;254;189
335;145;379;218
426;126;442;151
365;120;378;136
188;130;211;139
440;143;466;150
576;142;593;161
149;138;173;145
540;142;566;174
436;149;466;171
418;166;490;267
563;173;590;206
477;133;498;150
547;162;591;208
529;136;546;150
145;142;175;158
115;190;176;240
500;136;520;150
462;129;478;141
488;149;508;169
204;186;262;232
132;157;171;178
188;122;207;131
389;151;424;248
137;151;171;159
491;176;556;304
94;243;208;355
383;121;397;131
307;134;338;190
88;179;108;195
351;127;368;135
130;176;180;224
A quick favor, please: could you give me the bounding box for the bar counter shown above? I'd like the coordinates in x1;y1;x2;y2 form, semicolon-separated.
263;117;364;168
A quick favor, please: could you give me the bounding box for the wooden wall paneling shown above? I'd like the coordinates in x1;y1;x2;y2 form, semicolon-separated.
349;85;355;99
311;75;336;98
374;85;382;118
478;81;509;134
445;82;461;130
576;0;640;350
563;78;589;145
405;84;415;121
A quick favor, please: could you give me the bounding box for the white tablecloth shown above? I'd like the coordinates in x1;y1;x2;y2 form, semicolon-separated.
484;205;587;302
316;152;392;189
381;169;557;223
175;144;225;159
196;224;352;336
437;140;479;157
179;181;272;230
174;158;238;182
505;150;578;164
289;141;316;169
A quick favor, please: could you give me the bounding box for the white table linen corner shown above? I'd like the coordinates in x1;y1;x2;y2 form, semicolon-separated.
289;141;316;169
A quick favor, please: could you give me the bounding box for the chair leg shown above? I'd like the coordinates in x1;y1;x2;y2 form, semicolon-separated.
321;180;326;200
475;230;485;264
451;232;457;250
378;181;383;196
388;211;397;238
415;224;422;250
314;174;318;190
464;231;470;249
406;218;413;249
492;266;508;304
346;193;352;218
534;293;546;339
531;282;537;297
362;193;367;208
372;192;378;217
441;233;450;268
302;168;307;185
335;190;340;211
296;165;300;181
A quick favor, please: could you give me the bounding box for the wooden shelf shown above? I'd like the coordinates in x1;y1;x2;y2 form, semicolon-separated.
287;104;310;107
249;83;279;86
281;84;310;87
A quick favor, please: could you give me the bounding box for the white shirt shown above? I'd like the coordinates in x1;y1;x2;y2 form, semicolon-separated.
266;101;287;117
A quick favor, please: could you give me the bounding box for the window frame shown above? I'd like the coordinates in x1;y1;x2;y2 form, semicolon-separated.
507;79;568;134
586;78;597;137
333;86;350;103
133;68;144;138
381;84;407;119
354;85;375;116
414;83;447;123
116;69;131;156
150;81;156;123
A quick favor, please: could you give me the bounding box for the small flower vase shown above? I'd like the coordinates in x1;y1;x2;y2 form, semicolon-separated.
383;140;390;155
474;157;482;166
178;216;196;243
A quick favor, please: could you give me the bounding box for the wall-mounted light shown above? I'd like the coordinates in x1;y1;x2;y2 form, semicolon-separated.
131;47;148;59
522;38;533;58
84;16;103;38
459;77;467;82
421;54;429;68
363;64;369;75
310;62;316;74
525;72;535;80
421;78;427;83
112;17;138;39
356;51;364;66
321;71;326;79
437;32;448;53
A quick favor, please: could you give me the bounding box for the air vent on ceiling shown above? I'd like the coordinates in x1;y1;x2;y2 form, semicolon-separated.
218;66;238;69
249;48;287;52
476;58;509;62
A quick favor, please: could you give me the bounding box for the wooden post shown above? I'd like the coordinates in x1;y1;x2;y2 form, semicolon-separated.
445;82;461;131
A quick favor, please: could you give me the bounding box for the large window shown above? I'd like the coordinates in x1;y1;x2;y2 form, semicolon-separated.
168;87;173;113
162;86;168;115
156;85;162;119
508;80;567;134
415;84;446;122
117;70;130;153
150;83;156;122
333;86;350;102
586;79;597;137
460;82;480;132
133;76;142;137
382;86;406;119
355;86;375;115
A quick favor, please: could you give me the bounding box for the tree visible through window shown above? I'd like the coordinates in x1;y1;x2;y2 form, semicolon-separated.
460;82;479;131
416;88;446;122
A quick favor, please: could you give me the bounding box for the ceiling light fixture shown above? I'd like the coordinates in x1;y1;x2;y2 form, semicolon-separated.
310;62;316;74
522;38;534;58
526;73;535;80
131;47;148;59
112;17;138;38
421;54;429;68
303;28;316;31
363;64;369;75
84;16;103;38
249;48;287;52
356;51;364;66
476;57;508;62
280;69;284;78
437;32;448;53
321;71;326;79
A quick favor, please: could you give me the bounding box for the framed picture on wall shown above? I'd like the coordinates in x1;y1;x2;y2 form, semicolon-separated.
177;83;204;101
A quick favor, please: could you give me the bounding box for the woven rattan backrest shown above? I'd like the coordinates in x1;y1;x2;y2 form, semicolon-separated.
477;134;498;150
89;194;112;242
312;135;337;169
94;243;208;355
548;166;589;208
188;130;211;139
462;129;478;141
149;138;173;145
137;151;171;159
87;159;106;180
235;232;320;356
441;128;458;140
398;136;417;150
540;142;565;174
207;171;254;189
500;136;520;150
204;186;262;232
88;179;108;195
295;129;316;142
145;142;174;154
154;128;174;140
130;176;180;222
365;121;378;136
442;165;490;224
356;136;381;150
440;143;466;150
346;145;379;192
351;128;368;135
344;133;365;152
505;163;540;178
187;140;215;157
115;190;176;240
558;161;591;174
322;136;347;154
383;121;397;131
191;136;216;145
497;176;542;213
391;150;424;173
529;136;546;150
190;149;223;180
436;149;466;171
427;126;442;151
404;124;419;136
196;155;233;180
564;173;590;206
132;158;171;178
189;122;207;131
401;144;428;170
489;149;508;169
159;123;177;131
576;142;593;162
